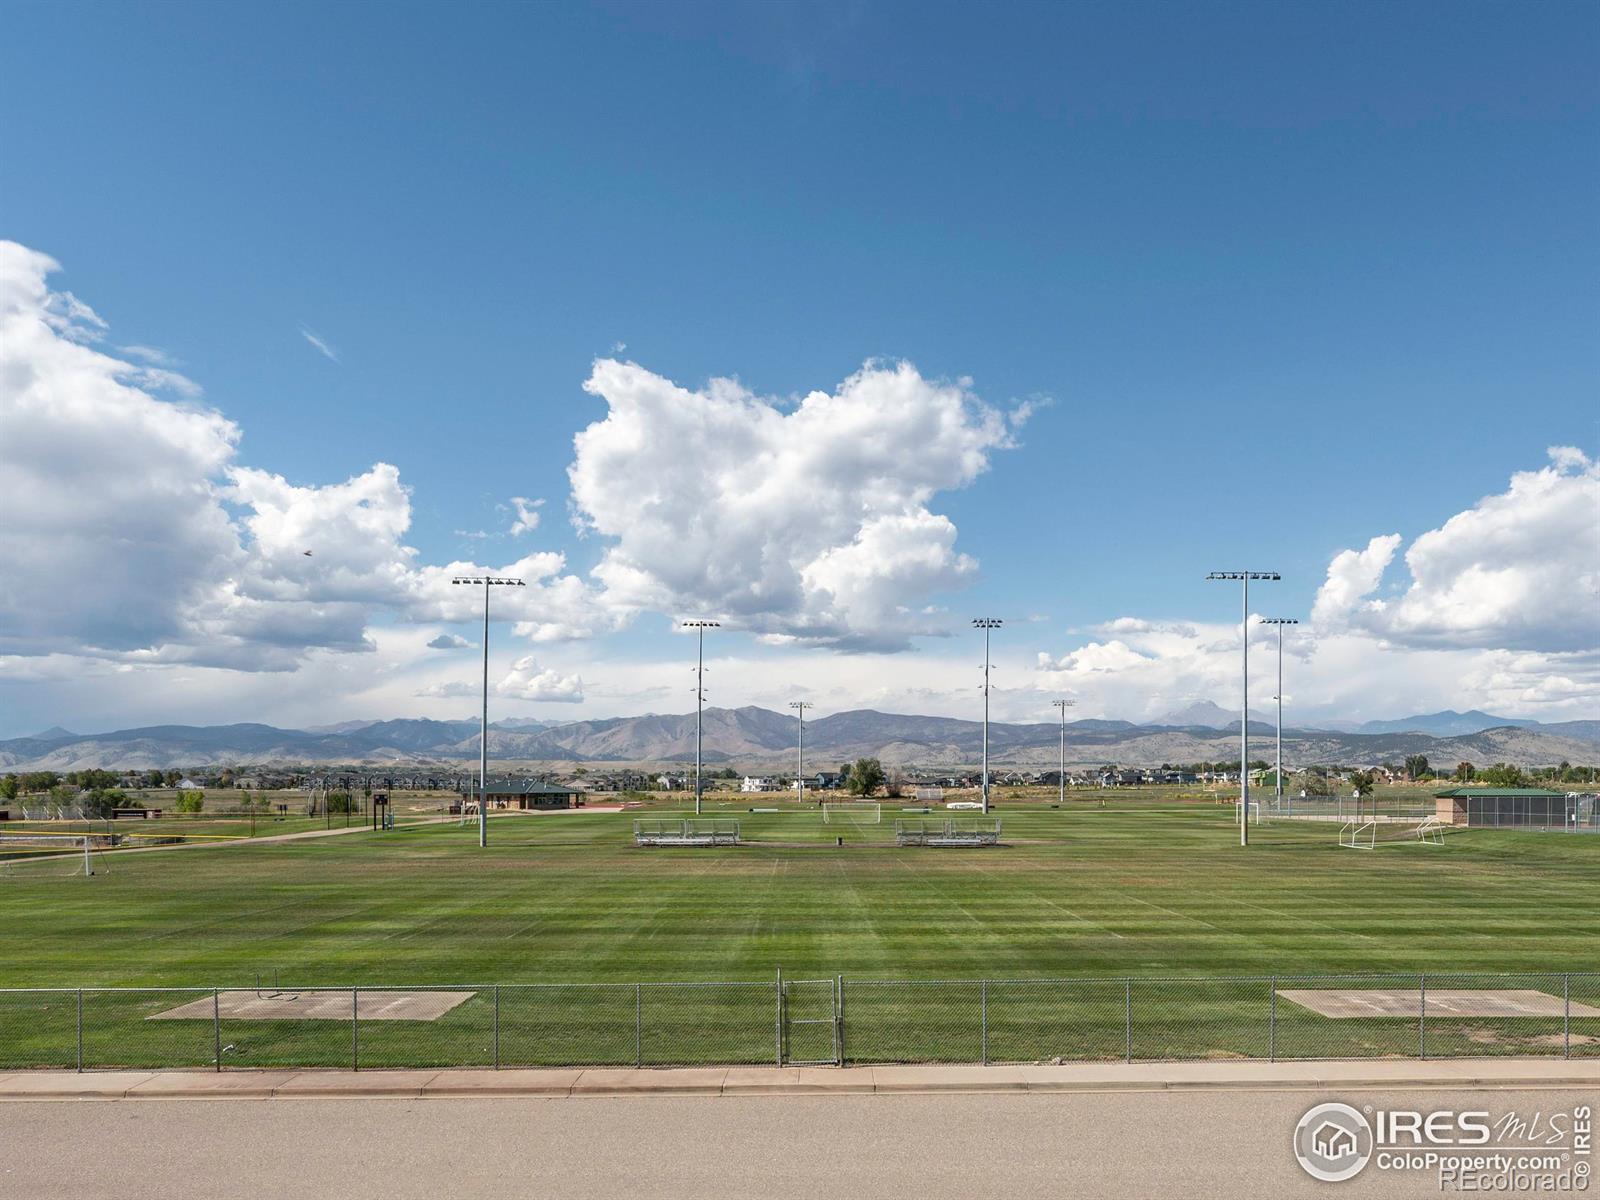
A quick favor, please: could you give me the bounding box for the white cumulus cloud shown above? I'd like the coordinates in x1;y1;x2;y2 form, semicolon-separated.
496;655;584;702
568;358;1026;650
508;496;543;536
0;240;614;674
1313;448;1600;653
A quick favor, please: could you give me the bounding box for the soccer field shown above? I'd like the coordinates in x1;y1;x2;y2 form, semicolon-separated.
1;800;1593;987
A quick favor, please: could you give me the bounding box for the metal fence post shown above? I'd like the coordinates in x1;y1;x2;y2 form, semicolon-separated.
1564;975;1570;1060
1418;974;1426;1060
775;967;784;1067
213;988;222;1072
835;974;844;1067
980;980;989;1066
76;989;83;1073
493;985;500;1070
352;987;359;1071
1124;979;1132;1063
1269;977;1277;1063
635;983;643;1068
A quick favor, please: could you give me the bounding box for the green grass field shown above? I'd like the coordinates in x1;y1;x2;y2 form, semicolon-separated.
1;799;1593;1069
3;798;1594;983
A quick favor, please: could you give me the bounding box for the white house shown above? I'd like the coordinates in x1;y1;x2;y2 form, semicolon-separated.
740;776;781;793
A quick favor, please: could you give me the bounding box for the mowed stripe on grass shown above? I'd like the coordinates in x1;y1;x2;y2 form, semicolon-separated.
0;803;1595;987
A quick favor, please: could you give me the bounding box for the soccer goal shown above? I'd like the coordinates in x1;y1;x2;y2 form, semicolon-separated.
0;834;106;877
1338;819;1376;850
1414;816;1446;845
822;803;881;825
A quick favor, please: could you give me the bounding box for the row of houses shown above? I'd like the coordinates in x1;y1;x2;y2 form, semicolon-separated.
739;772;848;793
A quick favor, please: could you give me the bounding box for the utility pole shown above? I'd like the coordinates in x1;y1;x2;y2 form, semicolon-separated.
450;575;525;847
1262;619;1299;816
789;701;811;803
973;618;1002;814
1051;699;1075;806
683;621;719;815
1205;572;1279;846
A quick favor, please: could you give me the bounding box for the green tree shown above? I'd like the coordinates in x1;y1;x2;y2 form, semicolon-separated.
846;758;886;797
1454;761;1476;782
1479;762;1527;788
1298;770;1331;796
80;788;129;819
163;769;182;787
0;775;17;801
174;790;205;814
1404;755;1430;781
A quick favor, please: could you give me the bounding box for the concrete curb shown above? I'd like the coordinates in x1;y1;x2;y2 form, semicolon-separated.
1;1058;1596;1102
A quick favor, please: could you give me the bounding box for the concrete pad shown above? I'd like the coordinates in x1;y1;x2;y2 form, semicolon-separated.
569;1067;728;1095
0;1071;157;1099
1278;988;1599;1019
420;1069;581;1097
151;989;475;1022
869;1065;1028;1093
128;1071;298;1098
273;1070;440;1097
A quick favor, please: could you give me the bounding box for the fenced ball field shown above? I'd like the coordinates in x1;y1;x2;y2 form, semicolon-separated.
0;793;1593;1069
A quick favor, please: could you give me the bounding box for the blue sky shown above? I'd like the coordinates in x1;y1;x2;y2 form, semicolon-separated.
1;1;1596;735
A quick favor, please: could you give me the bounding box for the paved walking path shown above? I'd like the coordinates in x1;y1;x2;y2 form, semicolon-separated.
2;1056;1594;1101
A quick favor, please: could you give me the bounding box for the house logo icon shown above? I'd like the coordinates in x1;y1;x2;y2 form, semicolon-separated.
1293;1102;1374;1182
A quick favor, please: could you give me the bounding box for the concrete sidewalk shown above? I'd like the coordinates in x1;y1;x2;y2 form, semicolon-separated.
1;1057;1595;1101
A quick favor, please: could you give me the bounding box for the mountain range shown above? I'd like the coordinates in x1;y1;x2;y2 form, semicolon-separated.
1;708;1595;772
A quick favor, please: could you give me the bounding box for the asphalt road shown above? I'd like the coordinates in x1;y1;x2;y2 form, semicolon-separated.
3;1088;1591;1199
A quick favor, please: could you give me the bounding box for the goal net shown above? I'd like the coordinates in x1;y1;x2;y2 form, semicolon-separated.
822;803;881;825
0;834;107;878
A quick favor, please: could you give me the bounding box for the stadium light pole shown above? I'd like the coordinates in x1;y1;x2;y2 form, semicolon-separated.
789;701;811;804
1051;699;1075;806
683;621;719;815
973;618;1002;814
451;575;525;848
1261;619;1299;815
1204;571;1279;847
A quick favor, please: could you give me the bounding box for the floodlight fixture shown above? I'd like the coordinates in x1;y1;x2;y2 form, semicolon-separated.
789;701;812;802
1205;570;1280;846
1261;618;1300;814
1051;698;1076;806
972;618;1002;812
682;621;720;814
450;575;526;848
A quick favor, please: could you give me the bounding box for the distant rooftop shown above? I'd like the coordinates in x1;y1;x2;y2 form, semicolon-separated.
465;780;585;795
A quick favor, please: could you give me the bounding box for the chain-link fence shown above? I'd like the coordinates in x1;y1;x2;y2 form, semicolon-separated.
1;971;1593;1072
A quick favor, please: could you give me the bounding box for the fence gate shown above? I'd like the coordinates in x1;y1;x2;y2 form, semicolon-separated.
780;978;839;1065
